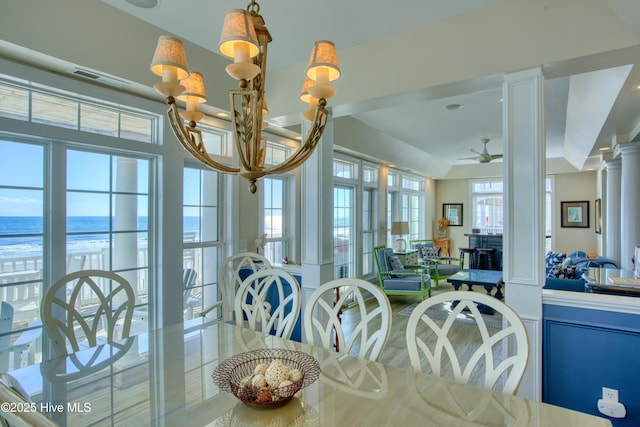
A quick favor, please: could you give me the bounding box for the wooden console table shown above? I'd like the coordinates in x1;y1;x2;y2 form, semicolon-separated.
433;238;450;257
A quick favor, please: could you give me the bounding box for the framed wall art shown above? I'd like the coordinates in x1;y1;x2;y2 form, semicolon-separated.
561;200;589;228
443;203;463;226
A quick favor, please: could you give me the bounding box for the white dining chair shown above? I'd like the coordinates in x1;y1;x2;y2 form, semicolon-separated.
234;268;300;339
406;291;529;394
303;278;392;362
41;270;135;357
0;373;58;427
198;252;271;320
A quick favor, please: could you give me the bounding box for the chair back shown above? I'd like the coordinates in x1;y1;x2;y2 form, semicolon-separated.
216;252;271;322
410;239;437;259
0;302;14;372
304;278;392;361
234;268;300;339
406;291;528;394
183;268;198;291
373;246;395;279
182;268;202;319
0;373;58;427
41;270;135;357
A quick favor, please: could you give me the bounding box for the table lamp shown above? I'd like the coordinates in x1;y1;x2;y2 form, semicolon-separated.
391;221;410;252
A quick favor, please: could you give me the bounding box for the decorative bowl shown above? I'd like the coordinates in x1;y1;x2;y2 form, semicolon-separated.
212;348;320;408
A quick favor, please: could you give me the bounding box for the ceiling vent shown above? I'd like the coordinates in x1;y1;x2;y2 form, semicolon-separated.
72;68;129;88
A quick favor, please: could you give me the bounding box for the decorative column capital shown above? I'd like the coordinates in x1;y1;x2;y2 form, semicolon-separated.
604;157;621;171
617;141;640;156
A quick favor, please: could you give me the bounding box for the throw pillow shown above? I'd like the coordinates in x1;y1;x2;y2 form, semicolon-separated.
545;251;566;275
548;264;578;279
421;246;439;260
388;255;404;271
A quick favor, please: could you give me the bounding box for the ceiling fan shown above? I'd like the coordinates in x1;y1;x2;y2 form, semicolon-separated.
458;138;503;163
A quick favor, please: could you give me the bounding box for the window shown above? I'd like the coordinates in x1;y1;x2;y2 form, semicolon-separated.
66;149;151;311
388;169;424;244
471;179;504;234
334;185;355;278
0;78;159;368
471;177;553;249
0;139;154;368
263;177;287;263
0;81;155;143
362;188;376;276
0;140;45;371
362;164;378;276
183;166;222;320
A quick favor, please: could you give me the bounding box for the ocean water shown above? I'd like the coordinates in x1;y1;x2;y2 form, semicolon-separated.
0;216;200;259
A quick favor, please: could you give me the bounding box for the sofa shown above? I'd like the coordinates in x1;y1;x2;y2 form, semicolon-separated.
544;250;619;292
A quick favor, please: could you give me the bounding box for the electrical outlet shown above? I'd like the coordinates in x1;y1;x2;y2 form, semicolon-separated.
603;387;618;401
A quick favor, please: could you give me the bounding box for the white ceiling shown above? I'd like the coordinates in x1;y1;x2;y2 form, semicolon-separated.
99;0;640;173
4;0;640;177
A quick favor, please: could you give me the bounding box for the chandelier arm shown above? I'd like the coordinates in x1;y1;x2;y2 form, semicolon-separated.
166;100;240;174
229;89;263;172
265;104;328;174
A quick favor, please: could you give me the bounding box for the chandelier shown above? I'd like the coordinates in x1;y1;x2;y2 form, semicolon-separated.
150;0;341;193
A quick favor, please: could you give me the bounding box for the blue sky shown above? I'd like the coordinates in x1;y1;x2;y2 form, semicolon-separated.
1;140;150;217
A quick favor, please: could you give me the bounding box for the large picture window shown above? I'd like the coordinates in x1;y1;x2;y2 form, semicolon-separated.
263;177;287;263
471;179;504;234
388;170;424;244
183;165;222;320
0;77;158;370
361;164;378;277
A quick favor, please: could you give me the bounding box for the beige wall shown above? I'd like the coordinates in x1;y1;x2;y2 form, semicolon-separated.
435;171;599;258
434;179;469;257
552;171;598;255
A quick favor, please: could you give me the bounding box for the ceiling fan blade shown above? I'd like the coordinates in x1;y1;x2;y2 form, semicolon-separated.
458;155;481;161
470;149;482;155
491;154;503;160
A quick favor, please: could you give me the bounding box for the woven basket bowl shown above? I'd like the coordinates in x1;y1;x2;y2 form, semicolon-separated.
212;348;320;408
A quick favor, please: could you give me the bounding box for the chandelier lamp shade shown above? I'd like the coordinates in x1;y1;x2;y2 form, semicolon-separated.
149;0;341;193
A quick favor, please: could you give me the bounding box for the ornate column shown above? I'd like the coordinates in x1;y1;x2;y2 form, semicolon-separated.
604;158;621;263
619;142;640;270
503;68;545;401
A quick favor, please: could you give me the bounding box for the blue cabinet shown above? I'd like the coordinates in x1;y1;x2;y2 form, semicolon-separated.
543;304;640;427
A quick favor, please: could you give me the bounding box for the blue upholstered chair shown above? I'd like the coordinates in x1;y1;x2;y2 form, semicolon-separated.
373;246;430;300
410;239;460;289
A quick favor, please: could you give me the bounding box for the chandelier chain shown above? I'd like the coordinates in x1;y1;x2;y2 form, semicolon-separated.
247;0;260;14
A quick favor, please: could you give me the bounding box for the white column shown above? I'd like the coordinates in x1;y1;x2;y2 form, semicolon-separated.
114;157;138;300
503;68;545;401
604;158;621;263
300;116;335;305
619;142;640;270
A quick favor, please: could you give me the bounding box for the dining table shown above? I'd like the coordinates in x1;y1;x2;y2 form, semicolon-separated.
8;318;612;427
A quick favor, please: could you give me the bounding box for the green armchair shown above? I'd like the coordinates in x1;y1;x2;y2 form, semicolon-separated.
373;246;430;300
409;239;460;289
